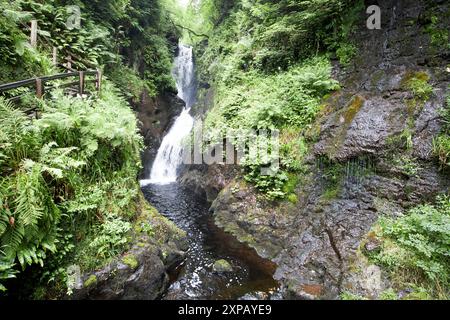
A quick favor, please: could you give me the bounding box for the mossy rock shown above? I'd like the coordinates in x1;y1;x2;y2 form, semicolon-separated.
325;95;365;157
84;275;97;288
122;254;139;270
287;193;298;204
343;95;364;126
213;259;233;272
136;242;147;248
401;71;433;101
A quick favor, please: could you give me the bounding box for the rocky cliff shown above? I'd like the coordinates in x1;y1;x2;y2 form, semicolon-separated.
180;0;449;299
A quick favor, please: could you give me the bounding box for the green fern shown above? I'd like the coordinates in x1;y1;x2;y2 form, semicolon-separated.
0;259;17;292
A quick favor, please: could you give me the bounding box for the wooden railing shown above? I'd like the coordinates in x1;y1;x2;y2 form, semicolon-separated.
0;69;102;117
0;20;103;117
0;69;102;99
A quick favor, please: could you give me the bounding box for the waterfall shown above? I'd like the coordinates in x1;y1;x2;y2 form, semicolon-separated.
141;44;195;186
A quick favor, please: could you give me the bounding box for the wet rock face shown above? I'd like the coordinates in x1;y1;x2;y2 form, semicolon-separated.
202;1;449;299
273;0;450;299
180;0;449;300
314;94;411;161
135;90;185;178
211;181;293;260
315;0;449;162
179;164;239;202
272;178;379;299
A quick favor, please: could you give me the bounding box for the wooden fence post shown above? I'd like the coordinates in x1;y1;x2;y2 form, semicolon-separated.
79;71;85;95
66;55;72;71
36;78;43;99
30;20;38;48
95;69;102;95
52;47;57;66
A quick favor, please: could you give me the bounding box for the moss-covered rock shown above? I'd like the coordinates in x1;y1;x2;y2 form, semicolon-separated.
122;254;139;270
401;71;433;101
213;259;233;272
66;192;187;300
84;275;97;288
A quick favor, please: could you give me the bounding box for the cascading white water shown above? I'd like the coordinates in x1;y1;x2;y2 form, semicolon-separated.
140;44;195;186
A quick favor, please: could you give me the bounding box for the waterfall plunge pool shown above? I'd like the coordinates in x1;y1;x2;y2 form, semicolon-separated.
142;183;280;300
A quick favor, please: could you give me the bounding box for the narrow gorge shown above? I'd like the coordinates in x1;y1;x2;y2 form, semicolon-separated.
0;0;448;302
141;43;279;299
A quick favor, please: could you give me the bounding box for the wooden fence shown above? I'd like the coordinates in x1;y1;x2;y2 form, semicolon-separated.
0;20;103;117
0;70;102;99
0;69;102;117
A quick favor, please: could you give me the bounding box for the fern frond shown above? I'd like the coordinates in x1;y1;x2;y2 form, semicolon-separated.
2;9;32;23
0;259;17;292
14;161;44;228
0;224;24;259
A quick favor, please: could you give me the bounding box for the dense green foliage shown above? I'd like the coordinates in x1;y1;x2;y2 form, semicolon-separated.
0;83;143;293
201;56;339;199
0;1;55;83
190;1;449;300
366;196;450;299
0;0;182;297
192;0;362;71
433;88;450;169
1;0;448;300
189;0;362;199
0;0;185;295
0;0;178;97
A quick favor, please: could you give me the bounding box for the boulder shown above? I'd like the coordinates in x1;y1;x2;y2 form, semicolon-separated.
212;259;233;273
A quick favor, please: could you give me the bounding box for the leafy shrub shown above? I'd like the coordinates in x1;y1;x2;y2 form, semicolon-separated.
319;160;344;200
392;156;421;177
243;163;288;201
0;82;143;292
196;0;362;75
402;71;433;101
89;213;132;259
1;0;177;97
108;65;148;103
0;1;54;83
379;288;398;300
321;0;364;66
201;54;338;199
369;195;450;298
143;34;177;95
434;135;450;169
424;14;450;49
433;90;450;169
0;260;17;292
335;43;357;65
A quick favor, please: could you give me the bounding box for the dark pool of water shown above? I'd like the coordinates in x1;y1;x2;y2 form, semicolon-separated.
141;183;279;300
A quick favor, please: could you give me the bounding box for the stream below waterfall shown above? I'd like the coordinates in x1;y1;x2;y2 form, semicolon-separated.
142;183;279;300
140;44;279;300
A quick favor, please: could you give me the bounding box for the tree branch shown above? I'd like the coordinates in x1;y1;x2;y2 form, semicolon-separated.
173;22;209;39
166;14;209;39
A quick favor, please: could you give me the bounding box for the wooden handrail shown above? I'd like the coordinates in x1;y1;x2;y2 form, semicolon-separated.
0;70;102;98
0;20;103;119
0;70;98;93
